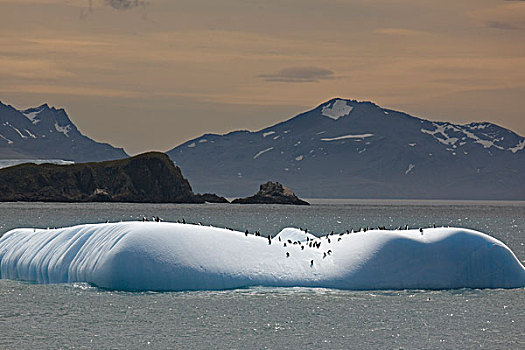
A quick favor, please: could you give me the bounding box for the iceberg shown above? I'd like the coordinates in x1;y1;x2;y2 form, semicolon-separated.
0;222;524;291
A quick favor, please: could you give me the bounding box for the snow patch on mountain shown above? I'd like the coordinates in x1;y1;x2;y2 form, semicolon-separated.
421;124;459;146
0;134;13;144
254;147;274;159
460;129;504;150
321;134;374;141
509;140;525;153
10;124;27;139
22;108;43;125
54;122;71;137
24;129;37;139
321;100;353;119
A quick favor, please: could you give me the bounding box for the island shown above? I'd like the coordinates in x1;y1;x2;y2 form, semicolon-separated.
232;181;310;205
0;152;227;203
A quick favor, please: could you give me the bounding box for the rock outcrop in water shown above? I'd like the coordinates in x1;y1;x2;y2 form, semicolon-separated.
0;152;217;203
232;181;309;205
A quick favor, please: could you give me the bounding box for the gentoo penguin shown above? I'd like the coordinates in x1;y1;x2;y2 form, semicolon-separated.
286;252;290;257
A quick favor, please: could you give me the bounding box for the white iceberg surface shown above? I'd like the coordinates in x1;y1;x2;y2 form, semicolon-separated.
0;222;524;291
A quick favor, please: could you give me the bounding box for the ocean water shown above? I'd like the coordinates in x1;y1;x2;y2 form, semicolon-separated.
0;200;524;349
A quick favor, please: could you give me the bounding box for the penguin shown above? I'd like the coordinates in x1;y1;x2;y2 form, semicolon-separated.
327;238;331;244
286;252;290;258
268;235;272;245
301;245;304;250
420;228;423;235
433;224;436;228
323;252;327;258
310;260;314;267
284;243;287;247
278;236;281;242
327;250;332;255
245;230;249;237
305;229;308;234
182;218;186;224
338;238;342;242
405;224;408;230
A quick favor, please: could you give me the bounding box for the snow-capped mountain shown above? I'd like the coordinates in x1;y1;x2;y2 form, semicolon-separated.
167;98;525;200
0;101;128;162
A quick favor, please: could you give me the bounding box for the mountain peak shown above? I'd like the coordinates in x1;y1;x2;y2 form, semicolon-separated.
0;101;128;162
167;99;525;199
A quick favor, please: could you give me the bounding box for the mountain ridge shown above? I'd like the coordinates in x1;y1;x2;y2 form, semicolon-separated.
167;98;525;200
0;101;128;162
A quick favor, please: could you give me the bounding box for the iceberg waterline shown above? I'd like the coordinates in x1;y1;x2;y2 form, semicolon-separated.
0;222;524;291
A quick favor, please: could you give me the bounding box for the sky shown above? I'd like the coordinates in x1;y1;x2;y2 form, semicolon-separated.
0;0;524;155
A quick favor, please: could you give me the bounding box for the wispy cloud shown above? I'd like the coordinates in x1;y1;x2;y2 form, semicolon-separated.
469;2;525;30
259;66;336;83
373;28;428;36
105;0;147;11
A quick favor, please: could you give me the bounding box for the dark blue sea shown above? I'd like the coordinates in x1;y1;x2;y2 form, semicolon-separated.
1;200;524;349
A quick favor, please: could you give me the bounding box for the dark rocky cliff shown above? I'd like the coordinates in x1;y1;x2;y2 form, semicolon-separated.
0;152;209;203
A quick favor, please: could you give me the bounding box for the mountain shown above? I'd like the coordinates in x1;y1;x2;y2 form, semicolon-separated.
0;101;127;162
0;152;210;203
167;98;525;200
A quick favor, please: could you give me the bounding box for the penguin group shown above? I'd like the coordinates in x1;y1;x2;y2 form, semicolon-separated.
142;216;162;222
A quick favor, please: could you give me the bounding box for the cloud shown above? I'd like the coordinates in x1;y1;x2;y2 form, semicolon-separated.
373;28;428;36
259;66;336;83
105;0;147;10
469;3;525;30
485;20;519;30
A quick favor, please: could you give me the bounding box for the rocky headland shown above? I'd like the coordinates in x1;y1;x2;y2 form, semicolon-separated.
0;152;226;203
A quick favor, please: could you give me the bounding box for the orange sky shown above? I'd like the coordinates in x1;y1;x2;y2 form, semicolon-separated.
1;0;524;154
